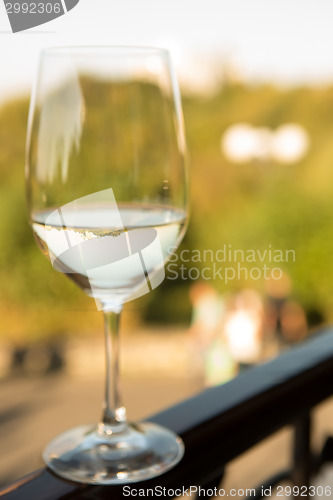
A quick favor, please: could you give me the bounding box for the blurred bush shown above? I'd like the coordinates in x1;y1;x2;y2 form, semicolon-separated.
1;81;333;341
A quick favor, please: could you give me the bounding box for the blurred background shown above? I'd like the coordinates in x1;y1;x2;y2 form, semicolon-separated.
2;0;333;490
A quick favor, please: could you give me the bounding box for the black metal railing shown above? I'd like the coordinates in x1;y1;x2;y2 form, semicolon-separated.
2;328;333;499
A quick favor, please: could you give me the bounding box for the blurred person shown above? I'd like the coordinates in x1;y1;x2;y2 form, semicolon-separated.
187;282;236;384
224;289;264;371
279;300;307;344
264;273;292;349
188;282;223;350
204;330;237;386
187;282;222;379
264;273;307;348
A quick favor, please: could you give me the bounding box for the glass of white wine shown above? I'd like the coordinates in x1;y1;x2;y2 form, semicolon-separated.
25;46;188;485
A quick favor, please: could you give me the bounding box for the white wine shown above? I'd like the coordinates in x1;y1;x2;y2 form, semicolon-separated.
32;204;187;307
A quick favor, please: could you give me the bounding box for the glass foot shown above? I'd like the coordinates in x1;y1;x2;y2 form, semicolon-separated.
43;422;184;484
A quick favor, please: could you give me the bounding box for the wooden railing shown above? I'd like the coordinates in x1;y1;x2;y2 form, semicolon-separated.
2;328;333;499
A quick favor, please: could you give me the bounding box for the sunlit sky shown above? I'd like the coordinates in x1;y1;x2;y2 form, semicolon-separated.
1;0;333;101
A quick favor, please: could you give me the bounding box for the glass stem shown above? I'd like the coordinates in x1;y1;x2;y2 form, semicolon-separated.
99;308;127;433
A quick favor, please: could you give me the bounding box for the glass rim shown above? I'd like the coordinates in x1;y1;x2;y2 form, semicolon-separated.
40;45;171;58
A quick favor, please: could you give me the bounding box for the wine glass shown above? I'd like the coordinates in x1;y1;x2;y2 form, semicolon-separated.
25;46;188;485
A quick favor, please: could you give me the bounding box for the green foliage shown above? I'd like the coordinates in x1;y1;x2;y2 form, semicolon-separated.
177;83;333;319
150;83;333;323
2;81;333;339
